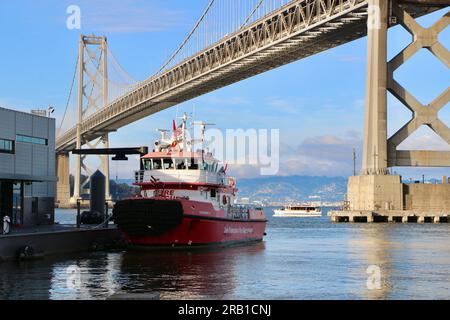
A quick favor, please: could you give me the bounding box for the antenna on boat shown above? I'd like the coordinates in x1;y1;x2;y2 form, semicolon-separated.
181;112;188;145
156;128;169;139
192;121;215;166
192;121;215;148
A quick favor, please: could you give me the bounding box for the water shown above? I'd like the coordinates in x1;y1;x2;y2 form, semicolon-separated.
1;207;450;300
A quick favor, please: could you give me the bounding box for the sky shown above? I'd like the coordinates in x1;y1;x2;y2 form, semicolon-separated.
0;1;449;180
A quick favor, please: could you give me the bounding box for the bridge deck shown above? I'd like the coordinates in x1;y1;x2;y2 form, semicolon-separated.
56;0;445;151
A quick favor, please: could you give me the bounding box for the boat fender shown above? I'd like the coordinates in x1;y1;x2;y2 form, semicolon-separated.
90;240;105;252
18;245;35;259
3;215;11;234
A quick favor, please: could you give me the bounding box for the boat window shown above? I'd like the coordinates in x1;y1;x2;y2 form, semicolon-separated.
176;159;186;170
153;159;162;170
188;158;199;170
163;158;175;170
210;189;216;198
200;162;207;170
143;159;152;170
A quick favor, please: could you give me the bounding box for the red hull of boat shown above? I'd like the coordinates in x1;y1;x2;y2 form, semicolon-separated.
122;216;266;247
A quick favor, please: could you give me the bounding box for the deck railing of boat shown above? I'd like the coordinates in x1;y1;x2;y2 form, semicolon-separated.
228;205;251;220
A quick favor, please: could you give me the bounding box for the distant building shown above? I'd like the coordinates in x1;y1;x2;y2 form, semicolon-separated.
0;107;56;228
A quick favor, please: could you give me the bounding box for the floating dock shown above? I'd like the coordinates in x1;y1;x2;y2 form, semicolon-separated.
328;210;450;223
0;224;123;261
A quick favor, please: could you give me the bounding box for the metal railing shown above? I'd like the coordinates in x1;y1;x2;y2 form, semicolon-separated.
227;205;251;220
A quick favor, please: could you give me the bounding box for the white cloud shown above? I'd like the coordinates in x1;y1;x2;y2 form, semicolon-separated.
265;97;304;115
398;131;450;151
226;132;363;179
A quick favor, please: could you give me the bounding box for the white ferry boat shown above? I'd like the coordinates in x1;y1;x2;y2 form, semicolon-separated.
273;203;322;217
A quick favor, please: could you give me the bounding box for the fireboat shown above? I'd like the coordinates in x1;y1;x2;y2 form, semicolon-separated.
113;113;267;248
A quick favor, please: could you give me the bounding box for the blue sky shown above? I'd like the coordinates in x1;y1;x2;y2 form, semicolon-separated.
0;1;448;180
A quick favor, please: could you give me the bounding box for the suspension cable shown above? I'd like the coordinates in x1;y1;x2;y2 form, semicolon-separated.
240;0;266;29
108;44;137;84
155;0;216;75
58;57;78;133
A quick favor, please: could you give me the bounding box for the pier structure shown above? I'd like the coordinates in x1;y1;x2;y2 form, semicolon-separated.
54;1;448;209
331;0;450;223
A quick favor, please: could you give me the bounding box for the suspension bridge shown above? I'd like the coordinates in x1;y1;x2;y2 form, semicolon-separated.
55;0;449;211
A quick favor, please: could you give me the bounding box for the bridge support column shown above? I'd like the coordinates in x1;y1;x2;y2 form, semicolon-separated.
56;153;71;208
70;34;112;205
345;1;449;213
387;3;450;167
361;0;388;175
348;0;399;211
71;35;85;205
101;134;112;202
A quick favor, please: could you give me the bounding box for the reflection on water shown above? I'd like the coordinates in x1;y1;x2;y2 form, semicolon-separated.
1;208;450;300
118;244;265;299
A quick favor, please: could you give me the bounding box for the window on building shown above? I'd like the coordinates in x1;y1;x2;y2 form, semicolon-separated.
16;134;48;146
0;138;14;154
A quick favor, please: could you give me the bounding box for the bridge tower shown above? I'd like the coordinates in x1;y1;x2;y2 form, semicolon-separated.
71;34;111;205
347;0;449;212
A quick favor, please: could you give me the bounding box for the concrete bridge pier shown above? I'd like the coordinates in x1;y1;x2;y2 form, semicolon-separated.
56;153;71;208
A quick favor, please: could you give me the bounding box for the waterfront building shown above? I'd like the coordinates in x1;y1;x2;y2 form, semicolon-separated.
0;107;56;228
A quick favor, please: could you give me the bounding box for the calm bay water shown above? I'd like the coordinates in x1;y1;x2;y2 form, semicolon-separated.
1;207;450;300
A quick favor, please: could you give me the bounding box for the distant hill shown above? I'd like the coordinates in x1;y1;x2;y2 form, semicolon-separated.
235;175;347;203
110;175;348;203
115;178;135;186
